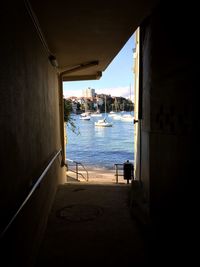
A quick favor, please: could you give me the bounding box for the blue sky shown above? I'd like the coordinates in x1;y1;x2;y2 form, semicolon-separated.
63;34;135;100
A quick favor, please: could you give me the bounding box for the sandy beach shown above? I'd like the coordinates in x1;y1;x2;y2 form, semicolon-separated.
66;166;127;184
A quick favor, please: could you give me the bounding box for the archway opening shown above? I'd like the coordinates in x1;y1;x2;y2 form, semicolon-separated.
63;34;135;184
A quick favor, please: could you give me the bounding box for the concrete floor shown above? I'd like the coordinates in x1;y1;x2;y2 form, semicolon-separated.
35;182;149;266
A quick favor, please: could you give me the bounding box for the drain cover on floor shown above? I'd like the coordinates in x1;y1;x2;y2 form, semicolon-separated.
57;204;103;222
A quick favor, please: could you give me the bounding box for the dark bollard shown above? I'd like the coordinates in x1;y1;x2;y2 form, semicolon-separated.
123;160;134;184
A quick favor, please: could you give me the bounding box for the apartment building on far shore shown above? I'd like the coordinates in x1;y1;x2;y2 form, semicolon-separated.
82;87;95;98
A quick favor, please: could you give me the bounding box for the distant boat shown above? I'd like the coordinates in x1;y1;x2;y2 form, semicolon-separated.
95;96;113;127
120;84;134;122
80;114;91;120
121;114;134;122
95;118;112;127
112;114;122;120
91;105;101;117
108;111;116;117
91;113;102;117
80;112;90;117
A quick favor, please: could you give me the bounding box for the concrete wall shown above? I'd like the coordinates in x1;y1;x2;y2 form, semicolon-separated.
140;20;152;204
131;23;152;224
131;4;198;263
133;29;140;181
140;2;197;222
0;2;65;266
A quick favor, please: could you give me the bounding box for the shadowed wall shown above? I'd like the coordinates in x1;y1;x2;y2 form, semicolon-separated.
135;2;197;263
0;3;65;266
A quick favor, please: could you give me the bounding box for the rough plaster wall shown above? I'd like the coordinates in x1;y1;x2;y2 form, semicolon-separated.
140;4;198;263
146;3;197;218
140;21;152;203
133;30;140;181
0;3;64;266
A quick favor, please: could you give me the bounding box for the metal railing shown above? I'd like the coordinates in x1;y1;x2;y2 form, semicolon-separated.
114;164;124;183
0;149;62;239
65;158;89;182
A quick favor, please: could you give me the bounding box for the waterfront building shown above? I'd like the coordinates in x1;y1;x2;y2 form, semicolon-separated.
82;87;95;98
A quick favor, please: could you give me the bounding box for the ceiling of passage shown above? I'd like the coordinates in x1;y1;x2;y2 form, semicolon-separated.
29;0;158;81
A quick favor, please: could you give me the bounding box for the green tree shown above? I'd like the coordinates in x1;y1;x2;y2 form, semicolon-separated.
64;99;80;135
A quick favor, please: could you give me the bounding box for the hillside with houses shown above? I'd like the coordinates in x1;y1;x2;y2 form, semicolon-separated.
64;87;134;114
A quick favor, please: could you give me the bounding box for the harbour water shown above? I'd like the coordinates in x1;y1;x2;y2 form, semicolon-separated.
66;112;134;170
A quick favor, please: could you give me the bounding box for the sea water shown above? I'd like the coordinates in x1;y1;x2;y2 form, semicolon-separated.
66;112;134;170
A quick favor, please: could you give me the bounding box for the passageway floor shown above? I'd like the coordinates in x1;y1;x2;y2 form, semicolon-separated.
35;182;148;267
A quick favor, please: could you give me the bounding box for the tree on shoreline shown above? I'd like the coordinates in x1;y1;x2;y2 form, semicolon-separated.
64;99;80;135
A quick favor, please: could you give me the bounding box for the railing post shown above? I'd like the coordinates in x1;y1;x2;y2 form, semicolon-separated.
76;162;78;180
66;159;89;182
115;164;118;184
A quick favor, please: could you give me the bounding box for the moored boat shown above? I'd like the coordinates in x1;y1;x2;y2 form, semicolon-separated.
95;96;113;127
80;115;91;120
95;118;112;127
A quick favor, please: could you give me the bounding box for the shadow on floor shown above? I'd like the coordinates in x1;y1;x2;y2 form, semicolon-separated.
35;183;149;267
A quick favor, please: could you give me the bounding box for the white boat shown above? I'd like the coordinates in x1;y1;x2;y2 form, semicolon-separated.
108;111;117;117
80;115;91;120
91;105;101;117
80;112;90;117
95;96;113;127
95;118;112;127
91;113;102;117
112;114;122;120
121;114;134;122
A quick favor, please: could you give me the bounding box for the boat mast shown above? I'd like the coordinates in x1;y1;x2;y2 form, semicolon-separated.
114;97;118;112
105;95;107;114
130;83;131;112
